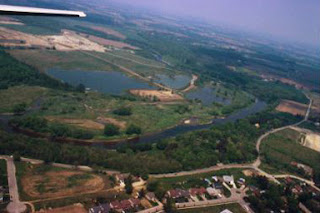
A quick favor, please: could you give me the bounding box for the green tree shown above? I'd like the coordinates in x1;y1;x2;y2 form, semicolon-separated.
126;124;142;135
164;198;176;213
13;103;27;115
124;175;133;194
104;124;120;136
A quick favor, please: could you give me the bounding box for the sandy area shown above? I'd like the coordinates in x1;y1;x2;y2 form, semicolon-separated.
22;170;104;199
302;133;320;153
91;26;126;39
276;100;308;116
130;89;184;102
36;204;87;213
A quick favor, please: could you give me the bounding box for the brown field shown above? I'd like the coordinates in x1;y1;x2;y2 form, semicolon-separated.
276;100;308;116
91;26;126;39
130;89;184;102
45;117;105;130
0;27;106;52
81;33;139;50
46;116;126;130
303;133;320;152
36;204;87;213
22;170;105;199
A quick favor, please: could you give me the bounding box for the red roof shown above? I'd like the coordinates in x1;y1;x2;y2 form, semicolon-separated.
110;200;121;209
120;200;132;210
129;198;140;206
189;187;206;196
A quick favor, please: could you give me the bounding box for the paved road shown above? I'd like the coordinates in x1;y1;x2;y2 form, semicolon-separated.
0;156;26;213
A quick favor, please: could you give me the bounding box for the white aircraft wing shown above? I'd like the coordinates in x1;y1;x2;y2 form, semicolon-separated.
0;5;86;17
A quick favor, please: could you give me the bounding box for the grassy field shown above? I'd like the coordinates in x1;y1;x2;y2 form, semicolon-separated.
178;203;246;213
260;128;320;177
0;86;48;113
8;50;117;72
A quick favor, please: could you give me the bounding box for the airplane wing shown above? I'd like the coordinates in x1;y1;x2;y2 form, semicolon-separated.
0;5;86;17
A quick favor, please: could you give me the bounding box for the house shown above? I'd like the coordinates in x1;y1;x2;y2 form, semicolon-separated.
214;182;223;189
223;175;234;184
212;176;218;182
292;185;303;195
145;192;156;202
115;174;126;187
284;177;293;185
220;209;233;213
237;178;246;185
119;200;132;211
89;203;110;213
167;189;190;199
204;178;212;185
189;187;206;197
110;200;121;210
129;198;140;208
206;187;221;197
291;162;314;176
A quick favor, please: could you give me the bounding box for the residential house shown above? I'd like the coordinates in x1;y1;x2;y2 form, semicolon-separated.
166;189;190;199
146;192;156;202
214;182;223;189
89;203;110;213
189;187;207;197
220;209;233;213
292;185;303;195
223;175;234;184
206;187;221;197
129;198;140;208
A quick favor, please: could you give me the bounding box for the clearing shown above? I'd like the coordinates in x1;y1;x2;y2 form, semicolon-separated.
90;26;126;39
130;89;184;102
45;116;105;130
0;27;106;52
20;165;106;199
276;100;309;116
36;204;87;213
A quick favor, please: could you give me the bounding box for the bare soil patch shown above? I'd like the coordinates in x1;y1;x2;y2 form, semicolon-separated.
91;26;126;39
0;27;106;52
302;133;320;153
130;89;184;102
45;117;105;130
36;204;87;213
276;100;308;116
96;116;126;129
22;170;104;199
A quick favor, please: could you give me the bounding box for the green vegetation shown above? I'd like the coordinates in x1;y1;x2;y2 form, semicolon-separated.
0;50;70;90
67;174;92;188
126;124;142;135
260;129;320;182
104;124;120;136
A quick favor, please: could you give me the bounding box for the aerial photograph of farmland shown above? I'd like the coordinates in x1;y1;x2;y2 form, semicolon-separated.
0;0;319;212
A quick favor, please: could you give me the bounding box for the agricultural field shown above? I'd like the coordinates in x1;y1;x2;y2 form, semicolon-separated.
276;99;309;116
260;129;320;179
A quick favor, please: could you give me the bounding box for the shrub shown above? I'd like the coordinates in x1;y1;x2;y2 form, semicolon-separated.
126;124;142;135
104;124;120;136
113;107;132;116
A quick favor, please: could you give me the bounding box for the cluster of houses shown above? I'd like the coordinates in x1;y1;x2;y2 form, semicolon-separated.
89;192;158;213
290;161;313;177
166;175;246;203
284;177;319;196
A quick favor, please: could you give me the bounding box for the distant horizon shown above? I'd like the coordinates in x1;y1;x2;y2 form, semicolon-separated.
113;0;320;48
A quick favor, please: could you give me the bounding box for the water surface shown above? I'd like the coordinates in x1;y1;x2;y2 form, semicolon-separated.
47;69;155;95
186;86;231;106
154;74;191;89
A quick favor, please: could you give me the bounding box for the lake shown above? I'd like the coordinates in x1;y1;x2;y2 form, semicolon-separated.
186;86;231;106
154;74;191;89
46;69;155;95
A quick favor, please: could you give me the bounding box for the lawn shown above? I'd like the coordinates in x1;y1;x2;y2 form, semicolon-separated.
178;203;246;213
260;128;320;177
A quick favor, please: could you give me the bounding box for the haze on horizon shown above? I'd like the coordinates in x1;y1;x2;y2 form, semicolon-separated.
115;0;320;48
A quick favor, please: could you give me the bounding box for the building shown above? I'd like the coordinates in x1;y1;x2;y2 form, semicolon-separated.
189;187;207;197
206;187;221;197
89;203;110;213
223;175;234;184
146;192;156;202
220;209;233;213
166;189;190;199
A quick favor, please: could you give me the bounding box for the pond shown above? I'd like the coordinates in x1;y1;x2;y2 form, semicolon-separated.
46;69;155;95
154;74;191;89
186;86;231;106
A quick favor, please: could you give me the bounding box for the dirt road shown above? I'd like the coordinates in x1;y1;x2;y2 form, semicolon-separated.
182;74;198;92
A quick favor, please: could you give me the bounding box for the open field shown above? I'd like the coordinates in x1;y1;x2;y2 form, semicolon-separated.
260;129;320;178
276;99;309;116
18;164;108;200
303;133;320;152
36;204;87;213
0;86;48;113
90;26;126;39
45;116;105;130
130;89;184;102
8;50;116;72
178;203;246;213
